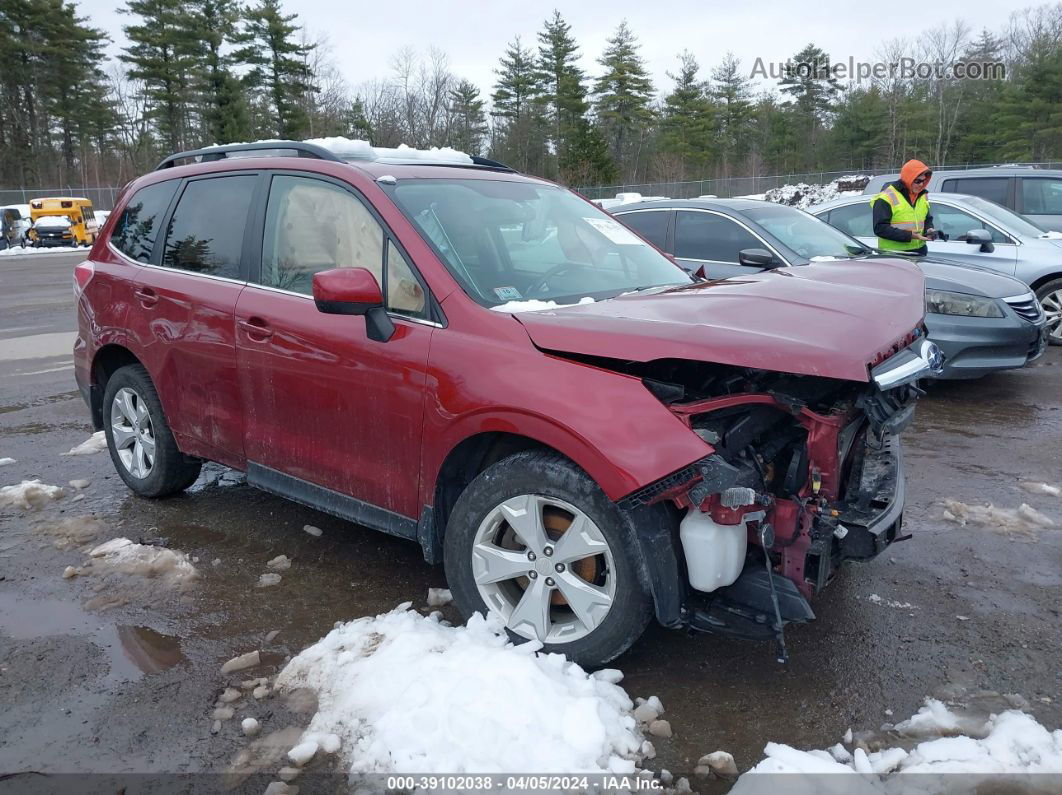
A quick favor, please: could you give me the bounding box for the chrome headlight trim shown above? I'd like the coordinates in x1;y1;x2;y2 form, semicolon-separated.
871;339;945;389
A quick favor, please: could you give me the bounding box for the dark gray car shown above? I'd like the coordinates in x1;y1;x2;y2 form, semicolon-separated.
612;199;1047;380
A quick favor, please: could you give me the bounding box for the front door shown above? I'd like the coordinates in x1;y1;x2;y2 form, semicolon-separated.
236;173;434;520
925;203;1019;277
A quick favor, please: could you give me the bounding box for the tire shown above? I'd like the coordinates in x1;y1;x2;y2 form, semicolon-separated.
1035;278;1062;346
444;450;652;668
102;364;201;497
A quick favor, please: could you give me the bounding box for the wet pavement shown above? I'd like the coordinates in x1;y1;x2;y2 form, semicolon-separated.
1;252;1060;786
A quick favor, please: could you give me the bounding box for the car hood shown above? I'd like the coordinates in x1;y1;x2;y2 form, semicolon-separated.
513;259;925;383
914;259;1029;299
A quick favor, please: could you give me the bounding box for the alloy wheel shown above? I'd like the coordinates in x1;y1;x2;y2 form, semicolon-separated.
1042;288;1062;342
471;494;616;644
109;387;156;479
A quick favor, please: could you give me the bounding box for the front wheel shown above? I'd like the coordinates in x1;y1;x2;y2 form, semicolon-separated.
444;451;652;668
102;364;201;497
1036;279;1062;345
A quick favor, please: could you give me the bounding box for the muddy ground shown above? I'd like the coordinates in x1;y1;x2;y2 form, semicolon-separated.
1;252;1060;789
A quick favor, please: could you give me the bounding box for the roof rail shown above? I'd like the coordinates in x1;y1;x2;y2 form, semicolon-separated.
470;155;515;172
155;141;344;171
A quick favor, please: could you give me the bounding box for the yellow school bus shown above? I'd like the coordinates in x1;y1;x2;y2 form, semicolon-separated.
27;197;98;247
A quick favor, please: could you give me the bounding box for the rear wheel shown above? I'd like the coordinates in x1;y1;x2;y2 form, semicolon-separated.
102;364;201;497
1036;279;1062;345
444;451;652;667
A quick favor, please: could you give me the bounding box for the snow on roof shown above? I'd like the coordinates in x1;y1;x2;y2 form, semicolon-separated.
201;137;474;165
33;215;73;227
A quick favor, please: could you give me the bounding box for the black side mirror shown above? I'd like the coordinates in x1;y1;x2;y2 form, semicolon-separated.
738;248;777;268
964;228;994;253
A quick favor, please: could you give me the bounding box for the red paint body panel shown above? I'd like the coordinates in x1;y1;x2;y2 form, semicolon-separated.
234;286;431;517
513;259;925;382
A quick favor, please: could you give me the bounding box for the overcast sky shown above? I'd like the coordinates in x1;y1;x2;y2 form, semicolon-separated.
78;0;1019;100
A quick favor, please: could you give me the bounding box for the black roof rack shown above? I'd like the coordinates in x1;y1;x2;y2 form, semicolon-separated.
469;155;515;172
155;141;343;171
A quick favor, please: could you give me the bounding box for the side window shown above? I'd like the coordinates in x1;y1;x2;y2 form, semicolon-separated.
162;175;256;278
1021;178;1062;216
674;211;761;263
111;180;179;262
940;179;958;194
616;210;669;249
931;204;1007;244
825;203;874;237
262;176;383;295
950;177;1008;206
386;242;428;319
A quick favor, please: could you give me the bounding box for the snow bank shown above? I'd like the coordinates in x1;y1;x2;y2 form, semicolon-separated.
942;498;1056;534
0;246;77;257
62;431;107;456
0;479;65;509
274;605;643;776
766;175;871;210
733;699;1062;792
82;537;198;588
490;296;596;313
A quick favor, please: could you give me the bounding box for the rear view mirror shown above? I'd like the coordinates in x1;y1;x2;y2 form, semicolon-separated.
312;267;394;342
964;229;994;253
738;248;777;268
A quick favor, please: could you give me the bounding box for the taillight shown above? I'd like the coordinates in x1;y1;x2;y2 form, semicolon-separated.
73;261;94;297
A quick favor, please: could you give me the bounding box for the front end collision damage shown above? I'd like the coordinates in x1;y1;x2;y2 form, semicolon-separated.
610;336;937;655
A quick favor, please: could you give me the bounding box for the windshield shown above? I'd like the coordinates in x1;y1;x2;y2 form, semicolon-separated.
743;204;869;260
387;178;691;307
962;196;1047;237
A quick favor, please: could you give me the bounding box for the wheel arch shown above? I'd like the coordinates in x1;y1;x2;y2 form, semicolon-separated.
1030;272;1062;293
89;343;143;429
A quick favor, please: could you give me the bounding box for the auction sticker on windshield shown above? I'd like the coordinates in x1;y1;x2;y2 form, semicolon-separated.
583;216;644;245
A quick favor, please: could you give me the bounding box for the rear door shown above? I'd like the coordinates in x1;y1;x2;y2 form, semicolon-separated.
129;172;258;468
235;172;434;522
673;209;777;279
1017;176;1062;232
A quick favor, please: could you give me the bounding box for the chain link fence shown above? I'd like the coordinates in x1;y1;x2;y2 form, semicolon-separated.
575;163;1062;201
0;186;122;211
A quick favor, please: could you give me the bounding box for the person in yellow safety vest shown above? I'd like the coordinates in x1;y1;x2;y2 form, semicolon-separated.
871;159;942;256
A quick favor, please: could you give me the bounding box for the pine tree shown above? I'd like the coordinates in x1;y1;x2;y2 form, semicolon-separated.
120;0;200;153
711;53;754;174
778;43;840;169
448;79;487;156
658;51;715;177
535;11;589;176
0;0;49;184
188;0;249;143
826;86;888;169
593;20;654;177
491;36;547;172
995;43;1062;160
234;0;316;139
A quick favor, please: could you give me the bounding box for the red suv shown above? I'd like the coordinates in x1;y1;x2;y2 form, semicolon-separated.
74;140;940;665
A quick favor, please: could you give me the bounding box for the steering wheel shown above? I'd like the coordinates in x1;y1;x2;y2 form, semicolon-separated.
523;263;593;297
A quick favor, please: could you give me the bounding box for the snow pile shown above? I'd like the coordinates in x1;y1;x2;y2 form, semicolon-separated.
733;699;1062;792
0;479;65;509
1020;482;1061;497
274;605;643;776
942;498;1055;535
765;175;871;210
426;587;452;607
868;594;917;609
36;515;105;549
0;457;14;466
0;246;74;256
62;431;107;456
491;296;596;313
81;537;198;589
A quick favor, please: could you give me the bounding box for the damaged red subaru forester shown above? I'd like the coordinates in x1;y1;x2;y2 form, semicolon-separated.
74;140;942;666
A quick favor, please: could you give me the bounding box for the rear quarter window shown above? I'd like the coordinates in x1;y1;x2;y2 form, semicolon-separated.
110;180;180;262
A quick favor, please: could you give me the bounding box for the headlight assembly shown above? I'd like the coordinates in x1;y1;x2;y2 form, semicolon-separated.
925;289;1004;318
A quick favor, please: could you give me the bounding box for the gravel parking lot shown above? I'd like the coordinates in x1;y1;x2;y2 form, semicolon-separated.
2;252;1060;788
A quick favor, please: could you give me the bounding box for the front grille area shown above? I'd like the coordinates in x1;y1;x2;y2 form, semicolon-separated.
1004;293;1045;324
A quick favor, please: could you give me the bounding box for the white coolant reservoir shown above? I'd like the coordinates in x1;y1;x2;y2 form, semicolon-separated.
679;510;748;592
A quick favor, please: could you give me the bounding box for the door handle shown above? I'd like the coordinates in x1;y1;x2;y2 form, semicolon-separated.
238;318;273;340
133;287;158;307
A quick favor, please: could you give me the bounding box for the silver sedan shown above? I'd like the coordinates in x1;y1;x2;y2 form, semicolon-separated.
810;192;1062;344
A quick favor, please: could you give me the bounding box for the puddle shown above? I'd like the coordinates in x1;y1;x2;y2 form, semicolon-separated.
0;592;185;679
